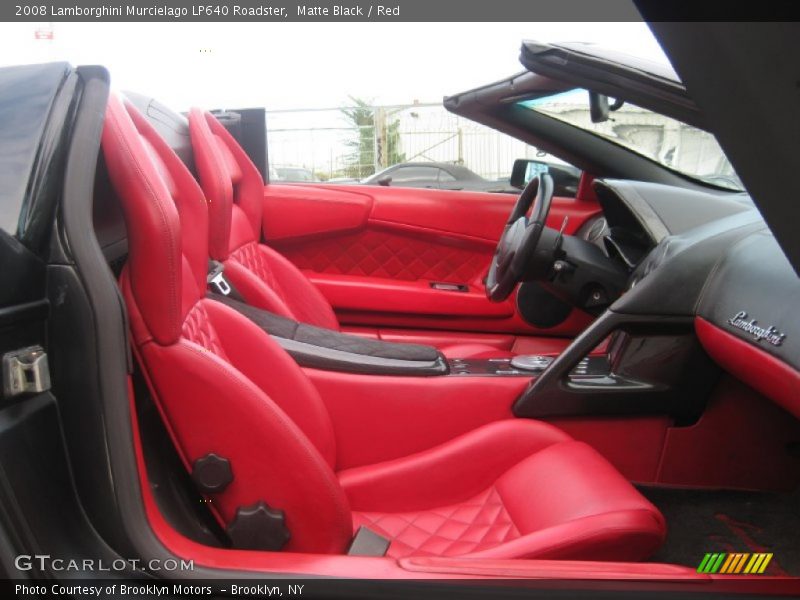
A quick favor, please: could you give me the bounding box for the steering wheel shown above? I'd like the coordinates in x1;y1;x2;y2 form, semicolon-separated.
486;173;554;302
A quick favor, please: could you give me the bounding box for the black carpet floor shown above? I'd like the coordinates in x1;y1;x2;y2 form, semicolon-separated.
640;487;800;576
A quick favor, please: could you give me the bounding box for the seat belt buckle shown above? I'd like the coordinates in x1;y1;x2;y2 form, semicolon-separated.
207;261;232;296
347;526;391;557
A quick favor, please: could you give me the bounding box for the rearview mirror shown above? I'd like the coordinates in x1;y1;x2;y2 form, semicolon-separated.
589;91;625;123
377;175;392;186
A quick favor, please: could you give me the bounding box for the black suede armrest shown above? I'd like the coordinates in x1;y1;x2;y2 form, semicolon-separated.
208;294;449;376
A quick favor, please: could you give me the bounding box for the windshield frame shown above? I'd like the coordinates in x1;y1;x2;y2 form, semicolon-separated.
516;89;744;192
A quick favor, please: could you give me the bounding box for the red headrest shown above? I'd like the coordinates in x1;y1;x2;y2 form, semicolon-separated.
102;94;209;345
188;109;265;261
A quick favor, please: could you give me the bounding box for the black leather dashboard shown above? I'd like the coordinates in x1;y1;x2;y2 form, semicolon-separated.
697;231;799;371
594;179;799;406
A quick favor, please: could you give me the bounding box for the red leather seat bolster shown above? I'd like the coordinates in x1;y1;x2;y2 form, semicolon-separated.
495;441;665;535
339;420;571;512
202;298;338;465
138;324;352;555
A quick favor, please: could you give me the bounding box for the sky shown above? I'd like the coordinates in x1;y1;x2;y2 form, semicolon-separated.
0;22;668;112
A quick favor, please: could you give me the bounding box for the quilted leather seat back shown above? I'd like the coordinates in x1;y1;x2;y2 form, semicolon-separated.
103;95;209;346
189;108;265;261
102;94;352;554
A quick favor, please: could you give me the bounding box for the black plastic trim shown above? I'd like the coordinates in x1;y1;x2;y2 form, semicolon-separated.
0;300;48;329
276;337;449;376
209;294;448;376
513;310;718;422
445;72;726;193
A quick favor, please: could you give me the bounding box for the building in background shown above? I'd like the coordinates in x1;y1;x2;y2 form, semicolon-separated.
266;93;734;185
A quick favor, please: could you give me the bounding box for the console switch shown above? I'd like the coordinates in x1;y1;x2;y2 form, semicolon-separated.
510;355;554;371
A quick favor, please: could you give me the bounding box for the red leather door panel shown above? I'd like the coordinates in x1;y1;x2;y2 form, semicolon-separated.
263;183;600;338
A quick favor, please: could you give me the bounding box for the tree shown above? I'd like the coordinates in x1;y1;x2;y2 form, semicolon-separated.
340;97;405;179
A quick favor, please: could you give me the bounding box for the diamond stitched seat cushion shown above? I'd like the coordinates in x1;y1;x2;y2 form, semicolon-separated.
354;487;521;558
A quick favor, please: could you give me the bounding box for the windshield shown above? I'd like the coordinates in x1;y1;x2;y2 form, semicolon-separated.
519;90;743;191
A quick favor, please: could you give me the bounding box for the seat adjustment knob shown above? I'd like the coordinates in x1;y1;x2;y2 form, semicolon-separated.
191;453;233;493
227;501;290;551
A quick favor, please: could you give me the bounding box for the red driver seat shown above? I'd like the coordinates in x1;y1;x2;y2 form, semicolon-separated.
187;108;554;359
103;93;666;560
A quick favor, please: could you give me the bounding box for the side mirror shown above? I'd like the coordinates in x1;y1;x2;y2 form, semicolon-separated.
377;175;392;186
510;158;551;189
510;159;581;197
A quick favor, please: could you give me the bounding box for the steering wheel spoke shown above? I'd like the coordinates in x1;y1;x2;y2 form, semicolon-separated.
486;173;554;302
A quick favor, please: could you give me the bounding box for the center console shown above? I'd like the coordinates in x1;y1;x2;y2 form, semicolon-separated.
448;355;609;377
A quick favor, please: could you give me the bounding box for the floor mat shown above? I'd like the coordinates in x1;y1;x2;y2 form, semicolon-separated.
640;487;800;576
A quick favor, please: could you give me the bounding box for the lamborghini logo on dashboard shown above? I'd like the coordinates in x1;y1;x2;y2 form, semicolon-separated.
697;552;773;574
727;311;786;346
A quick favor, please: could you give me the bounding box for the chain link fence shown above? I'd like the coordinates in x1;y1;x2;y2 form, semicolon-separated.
265;99;738;188
265;103;546;182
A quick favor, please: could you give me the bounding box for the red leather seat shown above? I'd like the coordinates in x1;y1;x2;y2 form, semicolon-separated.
103;94;666;561
344;421;666;560
187;108;531;359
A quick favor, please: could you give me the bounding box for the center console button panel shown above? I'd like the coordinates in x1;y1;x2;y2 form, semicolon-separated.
447;356;609;378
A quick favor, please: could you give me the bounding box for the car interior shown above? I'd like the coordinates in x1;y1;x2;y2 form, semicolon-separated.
81;78;800;584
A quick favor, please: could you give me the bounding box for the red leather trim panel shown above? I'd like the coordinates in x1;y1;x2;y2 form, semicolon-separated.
656;375;800;491
398;557;704;580
265;183;599;337
332;302;593;337
281;226;492;284
576;172;600;204
308;273;512;318
695;317;800;419
547;417;671;483
339;326;577;360
307;369;529;469
262;184;373;241
358;185;596;240
339;327;578;358
342;326;513;348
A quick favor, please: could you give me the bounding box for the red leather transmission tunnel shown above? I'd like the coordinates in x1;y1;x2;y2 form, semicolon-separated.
102;93;666;560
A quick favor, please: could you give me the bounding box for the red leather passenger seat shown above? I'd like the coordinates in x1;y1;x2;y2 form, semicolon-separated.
187;108;520;359
103;94;665;561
